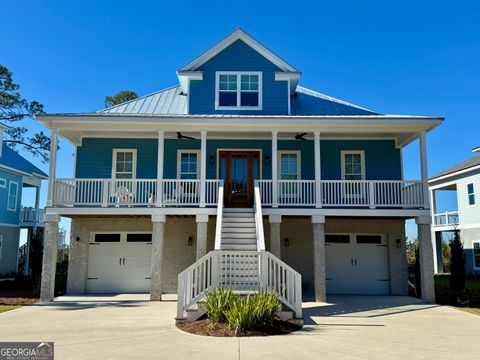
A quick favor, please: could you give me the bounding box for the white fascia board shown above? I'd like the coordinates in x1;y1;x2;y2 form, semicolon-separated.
176;71;203;94
429;164;480;184
179;28;299;73
275;72;301;95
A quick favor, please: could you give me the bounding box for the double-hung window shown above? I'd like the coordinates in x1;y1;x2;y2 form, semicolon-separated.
341;151;365;197
473;241;480;270
216;72;262;110
7;181;18;211
112;149;136;180
177;151;200;179
279;151;301;197
467;183;475;206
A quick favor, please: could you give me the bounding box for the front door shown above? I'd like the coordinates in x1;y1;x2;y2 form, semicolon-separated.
219;151;260;207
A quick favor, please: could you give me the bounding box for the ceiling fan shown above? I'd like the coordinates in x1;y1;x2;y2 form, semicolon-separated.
295;133;307;141
176;132;196;140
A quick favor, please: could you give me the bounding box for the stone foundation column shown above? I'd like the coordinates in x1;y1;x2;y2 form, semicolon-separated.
66;219;90;294
417;216;435;303
40;214;60;303
269;215;282;258
312;215;326;302
150;214;166;301
196;214;208;260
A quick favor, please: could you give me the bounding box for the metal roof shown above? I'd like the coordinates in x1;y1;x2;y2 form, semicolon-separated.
98;84;379;116
0;144;48;178
430;154;480;181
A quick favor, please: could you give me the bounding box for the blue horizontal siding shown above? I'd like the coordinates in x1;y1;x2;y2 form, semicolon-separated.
189;40;289;115
0;169;22;225
77;138;401;182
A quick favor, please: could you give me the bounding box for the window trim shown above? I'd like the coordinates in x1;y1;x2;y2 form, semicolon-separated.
0;179;6;188
215;71;263;110
177;150;201;179
7;181;18;212
278;150;301;180
467;182;476;206
341;150;366;180
0;235;3;259
111;149;137;180
473;240;480;270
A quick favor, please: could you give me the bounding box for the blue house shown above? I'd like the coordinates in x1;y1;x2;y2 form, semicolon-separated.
0;124;47;275
37;29;443;320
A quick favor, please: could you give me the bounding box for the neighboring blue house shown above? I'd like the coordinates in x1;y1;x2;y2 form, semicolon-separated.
430;147;480;275
37;29;443;320
0;124;47;275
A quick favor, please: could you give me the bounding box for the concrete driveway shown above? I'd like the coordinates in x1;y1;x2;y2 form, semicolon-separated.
0;294;479;360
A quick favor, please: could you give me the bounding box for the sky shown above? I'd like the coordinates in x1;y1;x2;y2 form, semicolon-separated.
3;0;479;242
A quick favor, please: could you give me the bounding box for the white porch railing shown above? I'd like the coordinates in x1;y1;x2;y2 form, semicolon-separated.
177;250;302;321
20;207;45;226
52;178;220;207
214;180;225;250
254;181;266;251
257;180;425;208
434;211;459;226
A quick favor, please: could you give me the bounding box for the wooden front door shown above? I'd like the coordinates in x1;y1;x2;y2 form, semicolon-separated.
219;151;260;207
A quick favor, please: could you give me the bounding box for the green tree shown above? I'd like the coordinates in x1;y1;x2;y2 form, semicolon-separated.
104;90;138;108
0;65;51;161
449;231;466;292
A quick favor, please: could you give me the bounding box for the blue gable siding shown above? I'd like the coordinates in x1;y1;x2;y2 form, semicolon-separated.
0;169;22;225
189;40;289;115
76;138;401;181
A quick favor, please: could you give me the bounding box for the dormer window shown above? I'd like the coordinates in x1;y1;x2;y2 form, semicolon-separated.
215;72;262;110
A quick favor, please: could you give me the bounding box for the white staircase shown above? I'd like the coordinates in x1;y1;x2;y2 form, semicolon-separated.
176;182;302;324
220;208;257;251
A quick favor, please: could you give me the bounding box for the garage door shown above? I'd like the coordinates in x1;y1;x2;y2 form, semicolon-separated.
87;233;152;293
325;234;389;295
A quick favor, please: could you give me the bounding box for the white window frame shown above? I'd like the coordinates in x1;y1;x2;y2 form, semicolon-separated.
473;240;480;270
341;151;366;180
215;71;263;110
111;149;137;180
278;151;301;180
467;182;476;206
0;179;6;188
177;150;201;179
7;181;18;212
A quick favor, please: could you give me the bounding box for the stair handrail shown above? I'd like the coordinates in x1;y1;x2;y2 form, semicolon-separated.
254;181;266;251
214;180;224;250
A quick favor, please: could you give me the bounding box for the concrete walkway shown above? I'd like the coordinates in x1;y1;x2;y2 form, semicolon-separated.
0;295;479;359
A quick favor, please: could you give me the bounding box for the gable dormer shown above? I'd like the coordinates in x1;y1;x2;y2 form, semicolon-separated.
177;29;300;115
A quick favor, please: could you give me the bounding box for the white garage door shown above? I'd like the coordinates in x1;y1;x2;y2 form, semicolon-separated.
325;234;389;295
87;233;152;294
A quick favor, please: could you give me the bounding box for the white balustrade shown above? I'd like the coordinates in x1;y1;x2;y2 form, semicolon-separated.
434;211;459;226
20;207;45;224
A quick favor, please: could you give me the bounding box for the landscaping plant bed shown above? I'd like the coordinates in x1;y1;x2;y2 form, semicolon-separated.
177;318;302;337
0;297;38;306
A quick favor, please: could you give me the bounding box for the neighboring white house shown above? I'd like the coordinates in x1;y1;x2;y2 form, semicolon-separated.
429;147;480;275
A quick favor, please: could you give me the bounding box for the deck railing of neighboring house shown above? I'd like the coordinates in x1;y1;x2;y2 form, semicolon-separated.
51;178;425;209
433;211;459;227
20;207;46;225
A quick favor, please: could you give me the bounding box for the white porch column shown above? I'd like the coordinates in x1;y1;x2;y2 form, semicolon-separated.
430;189;438;273
150;214;166;301
200;131;207;207
314;131;322;208
416;215;435;303
156;130;164;207
269;215;282;258
196;214;208;260
39;213;60;302
271;131;278;208
419;132;430;209
46;129;58;207
312;215;326;302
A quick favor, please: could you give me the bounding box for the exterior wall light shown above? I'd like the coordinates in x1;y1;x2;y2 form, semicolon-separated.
76;236;80;242
188;236;193;246
396;239;402;248
284;237;290;247
209;155;215;165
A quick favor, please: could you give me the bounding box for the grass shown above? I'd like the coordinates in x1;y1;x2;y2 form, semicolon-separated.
434;275;480;290
449;306;480;316
0;305;21;313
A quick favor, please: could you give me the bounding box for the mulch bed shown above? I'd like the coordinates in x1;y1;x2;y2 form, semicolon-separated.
177;319;302;337
0;297;38;306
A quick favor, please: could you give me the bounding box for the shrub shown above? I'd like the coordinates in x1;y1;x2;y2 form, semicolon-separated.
203;287;237;323
225;296;256;334
252;290;281;325
450;231;466;292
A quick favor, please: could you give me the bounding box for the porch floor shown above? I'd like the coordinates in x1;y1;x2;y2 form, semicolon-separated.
0;295;478;359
